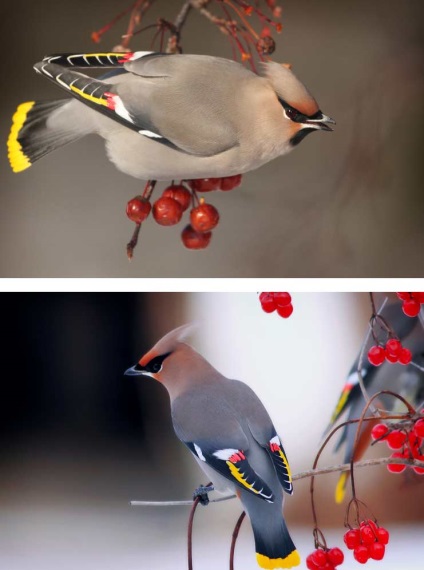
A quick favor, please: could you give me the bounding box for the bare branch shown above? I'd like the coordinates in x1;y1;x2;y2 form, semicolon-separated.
129;456;424;507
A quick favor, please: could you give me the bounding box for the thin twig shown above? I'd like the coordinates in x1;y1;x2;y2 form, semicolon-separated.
229;511;246;570
187;481;212;570
166;1;193;53
130;495;236;506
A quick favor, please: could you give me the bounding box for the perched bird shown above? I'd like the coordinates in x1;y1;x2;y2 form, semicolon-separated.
8;51;334;180
327;301;424;503
125;324;300;569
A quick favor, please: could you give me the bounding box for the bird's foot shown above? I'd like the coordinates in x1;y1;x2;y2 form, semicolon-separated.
193;484;214;506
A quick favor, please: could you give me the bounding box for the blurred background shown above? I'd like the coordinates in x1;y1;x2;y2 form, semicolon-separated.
1;292;423;569
1;0;423;277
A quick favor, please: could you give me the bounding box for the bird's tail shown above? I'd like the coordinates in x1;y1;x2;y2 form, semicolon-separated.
8;100;82;172
251;515;300;569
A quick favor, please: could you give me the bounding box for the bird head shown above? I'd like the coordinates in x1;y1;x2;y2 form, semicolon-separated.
260;61;335;146
124;323;217;399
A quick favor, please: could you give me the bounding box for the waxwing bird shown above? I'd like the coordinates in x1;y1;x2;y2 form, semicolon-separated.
327;302;424;503
125;324;300;569
8;51;335;180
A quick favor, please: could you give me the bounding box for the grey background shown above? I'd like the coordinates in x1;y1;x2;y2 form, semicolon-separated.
1;0;423;277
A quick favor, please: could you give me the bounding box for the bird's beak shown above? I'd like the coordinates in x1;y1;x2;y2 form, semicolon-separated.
124;364;145;376
305;113;336;132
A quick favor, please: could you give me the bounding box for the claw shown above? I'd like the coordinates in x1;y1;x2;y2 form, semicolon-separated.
193;484;214;506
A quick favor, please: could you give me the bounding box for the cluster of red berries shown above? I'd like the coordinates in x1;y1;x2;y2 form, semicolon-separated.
259;292;293;318
343;520;389;564
306;547;344;570
371;416;424;475
396;292;424;318
126;175;242;252
367;339;412;366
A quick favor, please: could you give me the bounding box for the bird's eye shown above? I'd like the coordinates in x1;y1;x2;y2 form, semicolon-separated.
285;107;301;122
151;362;162;373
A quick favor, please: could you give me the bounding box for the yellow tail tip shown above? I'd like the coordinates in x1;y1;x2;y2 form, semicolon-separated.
335;472;348;504
257;550;301;569
7;101;35;172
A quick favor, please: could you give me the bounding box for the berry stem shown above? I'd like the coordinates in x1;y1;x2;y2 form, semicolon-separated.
126;223;142;260
142;179;157;200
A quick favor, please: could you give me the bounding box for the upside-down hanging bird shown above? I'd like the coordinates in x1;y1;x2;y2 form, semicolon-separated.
8;51;334;180
125;324;300;569
327;300;424;504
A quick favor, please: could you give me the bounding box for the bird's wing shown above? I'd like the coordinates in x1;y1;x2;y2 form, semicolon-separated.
41;51;153;68
226;380;294;495
172;389;274;502
265;435;293;495
34;52;251;157
33;61;189;154
185;442;274;503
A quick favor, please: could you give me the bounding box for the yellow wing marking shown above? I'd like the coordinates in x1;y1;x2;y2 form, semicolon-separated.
7;102;35;172
69;85;108;107
278;449;292;483
227;461;261;494
257;550;301;569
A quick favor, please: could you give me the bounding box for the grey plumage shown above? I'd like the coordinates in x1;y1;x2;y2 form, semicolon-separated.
9;52;334;179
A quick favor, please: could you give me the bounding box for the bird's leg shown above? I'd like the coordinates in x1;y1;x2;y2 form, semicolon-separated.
193;483;214;506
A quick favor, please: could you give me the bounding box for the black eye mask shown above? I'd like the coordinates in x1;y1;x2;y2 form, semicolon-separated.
134;352;172;373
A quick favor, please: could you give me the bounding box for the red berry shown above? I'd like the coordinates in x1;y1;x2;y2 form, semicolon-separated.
366;519;378;533
321;564;335;570
402;298;421;317
259;292;274;303
413;418;424;438
276;303;293;318
306;554;320;570
387;452;406;473
387;430;407;449
397;292;411;301
126;196;151;223
273;292;292;307
371;423;389;441
344;529;361;550
369;542;385;560
398;347;412;365
311;549;327;566
261;294;277;313
353;545;370;564
188;178;221;192
360;525;375;545
376;527;389;545
190;203;220;232
152;197;183;226
412;292;424;303
162;185;191;212
385;339;402;357
368;345;385;366
385;349;399;363
327;547;344;565
219;174;242;191
181;224;211;249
